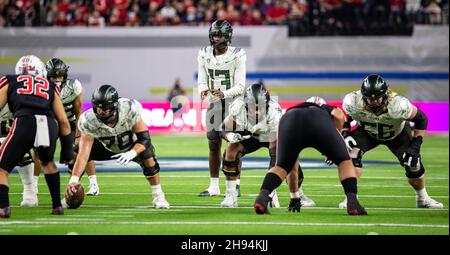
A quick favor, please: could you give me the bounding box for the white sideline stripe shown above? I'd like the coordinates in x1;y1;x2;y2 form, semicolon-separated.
92;175;450;180
10;192;447;199
0;220;447;229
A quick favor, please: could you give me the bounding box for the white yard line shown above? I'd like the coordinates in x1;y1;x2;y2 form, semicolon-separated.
0;220;447;229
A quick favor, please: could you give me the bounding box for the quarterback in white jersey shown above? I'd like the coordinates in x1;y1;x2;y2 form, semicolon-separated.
341;74;443;209
0;105;36;207
197;20;247;197
65;85;170;209
218;83;316;209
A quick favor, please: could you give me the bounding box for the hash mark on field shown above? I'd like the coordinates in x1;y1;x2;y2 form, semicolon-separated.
0;221;447;229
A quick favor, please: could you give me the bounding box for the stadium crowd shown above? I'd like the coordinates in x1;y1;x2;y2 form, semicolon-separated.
0;0;448;35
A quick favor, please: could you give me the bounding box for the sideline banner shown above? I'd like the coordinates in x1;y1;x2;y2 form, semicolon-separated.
83;101;448;133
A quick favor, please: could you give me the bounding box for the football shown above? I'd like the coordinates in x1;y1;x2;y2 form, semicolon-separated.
65;183;85;209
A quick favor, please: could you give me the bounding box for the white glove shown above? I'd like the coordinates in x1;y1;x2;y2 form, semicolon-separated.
344;135;357;152
225;132;251;144
111;150;138;165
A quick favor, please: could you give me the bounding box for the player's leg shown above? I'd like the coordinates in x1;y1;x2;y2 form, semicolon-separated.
338;127;378;208
137;143;169;209
32;151;41;194
85;160;100;196
17;152;38;207
287;162;316;211
36;117;64;215
220;143;244;208
254;112;302;214
0;118;35;218
199;101;224;196
388;127;443;208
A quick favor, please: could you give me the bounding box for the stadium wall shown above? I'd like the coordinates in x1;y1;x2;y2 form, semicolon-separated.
0;26;448;103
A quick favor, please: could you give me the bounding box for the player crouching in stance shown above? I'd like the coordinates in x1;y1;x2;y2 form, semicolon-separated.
340;74;443;209
254;97;367;215
219;83;315;210
65;85;170;209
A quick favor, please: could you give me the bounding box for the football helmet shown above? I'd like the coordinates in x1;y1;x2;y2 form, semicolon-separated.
244;83;270;111
91;84;119;123
361;74;388;114
46;58;69;83
15;55;46;77
209;20;233;51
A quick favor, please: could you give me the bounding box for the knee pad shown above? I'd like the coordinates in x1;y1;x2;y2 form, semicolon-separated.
207;130;221;141
405;164;425;179
141;158;160;177
222;159;241;177
17;151;33;167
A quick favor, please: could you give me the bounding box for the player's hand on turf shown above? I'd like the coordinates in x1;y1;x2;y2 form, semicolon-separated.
226;132;251;144
111;150;138;165
288;198;301;213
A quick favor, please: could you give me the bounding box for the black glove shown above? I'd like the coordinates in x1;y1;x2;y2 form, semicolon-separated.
288;198;301;213
402;136;423;170
60;133;74;164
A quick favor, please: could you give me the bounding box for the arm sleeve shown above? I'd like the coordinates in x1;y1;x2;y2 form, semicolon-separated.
223;50;246;99
197;50;209;95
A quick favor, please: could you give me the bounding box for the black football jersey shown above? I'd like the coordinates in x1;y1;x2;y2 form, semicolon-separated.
287;102;335;115
0;74;59;118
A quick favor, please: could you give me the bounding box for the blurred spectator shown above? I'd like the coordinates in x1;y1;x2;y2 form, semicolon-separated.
167;78;188;127
0;0;446;34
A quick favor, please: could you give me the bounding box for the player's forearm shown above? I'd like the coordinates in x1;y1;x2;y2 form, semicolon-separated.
223;83;245;98
413;129;426;138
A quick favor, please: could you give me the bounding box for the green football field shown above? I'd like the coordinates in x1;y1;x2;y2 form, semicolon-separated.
1;134;448;235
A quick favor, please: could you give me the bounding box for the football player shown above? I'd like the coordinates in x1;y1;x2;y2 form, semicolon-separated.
65;85;170;209
340;74;443;209
0;55;74;218
0;106;36;207
219;83;316;210
254;97;367;215
33;58;101;198
197;20;247;197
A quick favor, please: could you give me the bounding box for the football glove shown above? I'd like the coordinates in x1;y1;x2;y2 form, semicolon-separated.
325;157;334;166
111;150;138;165
344;135;357;152
225;133;251;144
402;136;423;171
288;198;301;213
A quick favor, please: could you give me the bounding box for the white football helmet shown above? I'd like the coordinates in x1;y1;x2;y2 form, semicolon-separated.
306;96;327;106
15;55;46;77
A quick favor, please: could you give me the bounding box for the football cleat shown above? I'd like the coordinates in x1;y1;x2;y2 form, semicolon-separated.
338;197;348;209
20;190;38;207
288;198;301;212
416;197;444;209
51;206;64;215
198;187;220;197
86;183;100;196
236;184;241;197
254;190;271;214
269;190;280;208
153;193;170;209
0;206;11;218
300;194;316;207
220;191;238;208
61;198;68;209
346;193;368;215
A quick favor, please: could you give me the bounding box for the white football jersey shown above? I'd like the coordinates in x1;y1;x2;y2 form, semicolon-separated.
228;97;283;142
0;105;13;138
59;78;83;122
78;98;143;153
197;46;246;102
343;91;414;141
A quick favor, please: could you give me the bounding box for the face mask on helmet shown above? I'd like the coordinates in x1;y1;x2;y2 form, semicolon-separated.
209;20;232;51
15;55;46;77
361;74;388;115
306;96;327;106
46;58;69;86
245;84;270;123
91;85;119;124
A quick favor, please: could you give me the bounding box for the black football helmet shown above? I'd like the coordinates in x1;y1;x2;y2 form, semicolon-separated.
46;58;69;81
244;82;270;112
361;74;389;114
91;85;119;123
209;20;233;51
